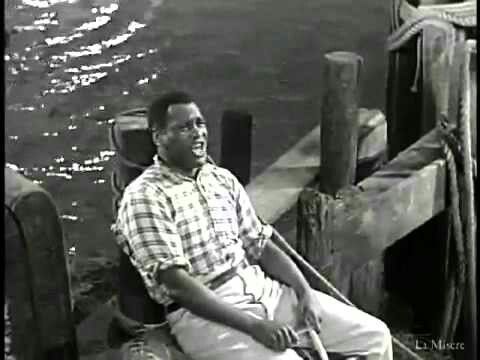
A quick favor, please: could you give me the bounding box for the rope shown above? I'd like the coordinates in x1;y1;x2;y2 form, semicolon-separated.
391;0;401;31
441;139;466;340
387;0;475;52
436;39;476;354
457;39;477;357
410;36;422;92
386;5;456;93
419;7;476;27
387;15;454;52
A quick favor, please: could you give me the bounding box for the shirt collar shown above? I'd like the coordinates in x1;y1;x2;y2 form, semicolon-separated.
153;154;209;181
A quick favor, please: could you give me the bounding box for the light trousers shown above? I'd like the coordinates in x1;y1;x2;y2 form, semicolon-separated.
167;265;393;360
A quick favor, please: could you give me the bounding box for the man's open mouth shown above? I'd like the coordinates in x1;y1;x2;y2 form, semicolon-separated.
192;142;206;157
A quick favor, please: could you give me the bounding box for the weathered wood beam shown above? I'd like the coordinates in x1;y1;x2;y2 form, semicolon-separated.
302;128;446;272
246;109;385;224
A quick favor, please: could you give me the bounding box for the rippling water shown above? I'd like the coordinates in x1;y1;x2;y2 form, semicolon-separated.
5;0;390;259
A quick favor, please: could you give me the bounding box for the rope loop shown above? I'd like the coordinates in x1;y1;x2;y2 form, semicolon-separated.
387;0;476;52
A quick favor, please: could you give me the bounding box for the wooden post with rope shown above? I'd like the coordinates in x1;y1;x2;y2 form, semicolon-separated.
386;4;476;358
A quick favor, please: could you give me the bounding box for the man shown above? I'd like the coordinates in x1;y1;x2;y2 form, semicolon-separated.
114;91;393;360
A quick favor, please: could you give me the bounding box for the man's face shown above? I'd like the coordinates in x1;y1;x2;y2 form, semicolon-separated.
157;102;208;171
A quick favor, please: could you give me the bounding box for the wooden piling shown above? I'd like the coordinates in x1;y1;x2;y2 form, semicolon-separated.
220;110;252;186
318;51;363;195
298;51;367;301
5;168;78;359
296;189;334;274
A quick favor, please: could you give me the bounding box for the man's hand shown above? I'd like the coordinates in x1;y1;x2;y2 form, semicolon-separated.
298;289;323;333
249;319;299;352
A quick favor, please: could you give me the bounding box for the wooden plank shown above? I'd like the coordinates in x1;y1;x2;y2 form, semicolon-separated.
246;109;385;224
296;128;446;315
356;109;387;182
349;258;386;316
358;109;387;161
331;128;446;269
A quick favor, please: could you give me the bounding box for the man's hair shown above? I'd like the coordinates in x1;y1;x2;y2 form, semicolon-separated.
147;91;194;131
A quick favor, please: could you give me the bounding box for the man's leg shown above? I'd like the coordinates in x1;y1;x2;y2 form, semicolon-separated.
168;305;304;360
166;269;303;360
274;286;393;360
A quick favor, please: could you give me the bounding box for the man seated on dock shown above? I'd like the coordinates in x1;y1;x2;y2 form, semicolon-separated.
114;91;393;360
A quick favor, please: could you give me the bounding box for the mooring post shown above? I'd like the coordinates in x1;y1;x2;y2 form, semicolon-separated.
220;110;253;186
318;51;363;195
5;168;78;359
298;51;363;297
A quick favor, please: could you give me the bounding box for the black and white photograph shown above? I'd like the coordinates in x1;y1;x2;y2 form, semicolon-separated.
4;0;477;359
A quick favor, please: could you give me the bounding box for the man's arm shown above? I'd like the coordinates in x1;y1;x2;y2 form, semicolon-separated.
228;170;322;331
156;267;298;351
258;233;323;332
156;267;255;332
258;236;310;299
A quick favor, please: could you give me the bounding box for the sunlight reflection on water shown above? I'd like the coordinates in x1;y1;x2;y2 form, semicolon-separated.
5;0;166;257
5;0;389;258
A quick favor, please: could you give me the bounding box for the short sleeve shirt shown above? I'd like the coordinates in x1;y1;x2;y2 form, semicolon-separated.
113;156;272;305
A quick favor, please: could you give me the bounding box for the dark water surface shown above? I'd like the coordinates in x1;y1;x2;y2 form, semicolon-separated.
5;0;390;259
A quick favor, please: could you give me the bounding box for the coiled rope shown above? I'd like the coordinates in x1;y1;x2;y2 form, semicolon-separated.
388;15;455;52
387;0;475;92
388;0;476;51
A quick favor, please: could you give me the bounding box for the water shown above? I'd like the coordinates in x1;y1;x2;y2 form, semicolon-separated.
5;0;390;260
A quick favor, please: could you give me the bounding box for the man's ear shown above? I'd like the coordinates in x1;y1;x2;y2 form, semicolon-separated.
152;129;164;146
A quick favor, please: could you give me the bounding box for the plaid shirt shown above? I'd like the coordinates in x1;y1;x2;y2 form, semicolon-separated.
113;156;272;305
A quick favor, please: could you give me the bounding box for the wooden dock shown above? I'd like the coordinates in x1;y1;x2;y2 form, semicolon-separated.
4;1;476;359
